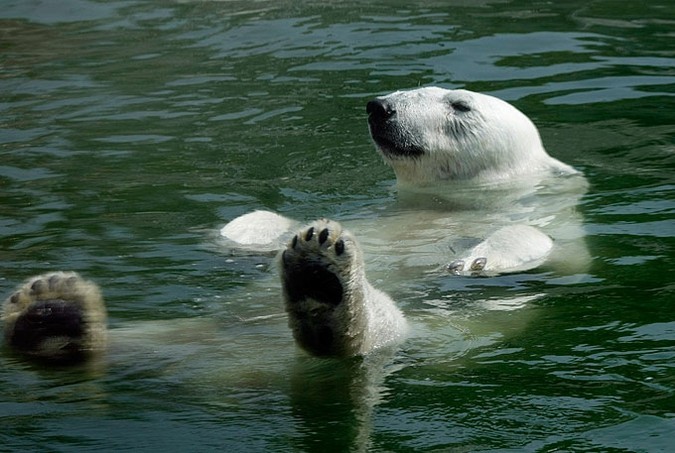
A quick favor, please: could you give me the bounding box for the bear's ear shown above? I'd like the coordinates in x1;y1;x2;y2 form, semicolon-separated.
449;100;471;113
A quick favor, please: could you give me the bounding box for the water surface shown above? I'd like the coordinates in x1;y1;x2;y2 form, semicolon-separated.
1;1;674;451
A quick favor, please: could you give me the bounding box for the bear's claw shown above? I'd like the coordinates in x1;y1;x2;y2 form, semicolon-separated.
318;227;329;244
470;257;487;271
447;257;487;275
447;259;465;275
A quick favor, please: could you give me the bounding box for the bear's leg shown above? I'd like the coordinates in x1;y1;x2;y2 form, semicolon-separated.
280;219;407;357
280;219;369;357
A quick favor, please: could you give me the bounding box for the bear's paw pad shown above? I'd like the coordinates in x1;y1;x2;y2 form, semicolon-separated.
281;219;355;307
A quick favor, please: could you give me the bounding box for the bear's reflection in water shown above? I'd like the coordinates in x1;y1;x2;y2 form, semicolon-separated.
111;314;400;452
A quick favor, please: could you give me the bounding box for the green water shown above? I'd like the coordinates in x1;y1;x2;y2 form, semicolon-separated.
1;1;674;451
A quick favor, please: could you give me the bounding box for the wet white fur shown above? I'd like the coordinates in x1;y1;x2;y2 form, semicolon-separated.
373;87;576;184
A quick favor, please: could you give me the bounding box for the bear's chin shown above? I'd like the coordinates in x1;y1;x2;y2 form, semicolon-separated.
371;135;425;159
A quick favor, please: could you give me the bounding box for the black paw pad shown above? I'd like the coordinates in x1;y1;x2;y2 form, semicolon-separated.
283;264;344;307
9;300;85;357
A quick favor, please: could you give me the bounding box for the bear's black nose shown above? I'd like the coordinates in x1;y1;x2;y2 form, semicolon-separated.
366;99;395;121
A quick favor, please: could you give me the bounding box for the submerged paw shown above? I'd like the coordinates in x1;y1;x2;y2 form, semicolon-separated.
447;257;487;276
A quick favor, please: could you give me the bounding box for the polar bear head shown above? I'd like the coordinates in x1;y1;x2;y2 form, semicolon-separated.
367;87;576;185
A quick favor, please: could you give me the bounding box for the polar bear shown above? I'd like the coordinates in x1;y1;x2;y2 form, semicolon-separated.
2;271;107;363
222;87;589;357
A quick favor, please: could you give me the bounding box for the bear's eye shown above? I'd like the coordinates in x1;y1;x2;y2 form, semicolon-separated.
450;101;471;113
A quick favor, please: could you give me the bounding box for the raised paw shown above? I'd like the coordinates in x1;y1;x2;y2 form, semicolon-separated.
280;219;364;356
280;219;407;357
2;271;107;363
